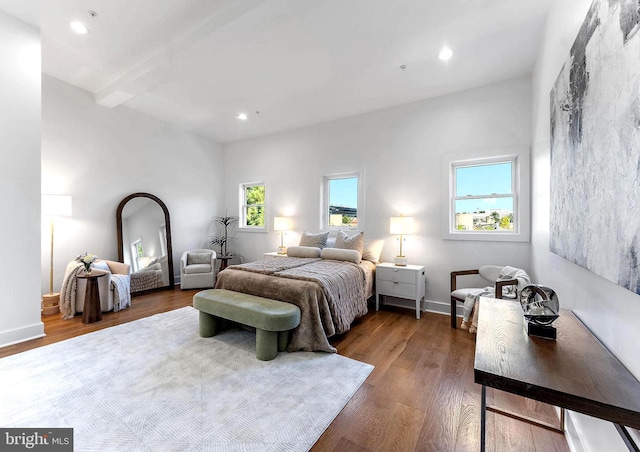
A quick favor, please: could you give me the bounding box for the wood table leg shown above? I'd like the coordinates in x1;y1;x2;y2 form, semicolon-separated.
481;384;487;452
82;277;102;324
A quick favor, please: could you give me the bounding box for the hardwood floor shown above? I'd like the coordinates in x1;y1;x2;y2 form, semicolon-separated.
317;305;570;452
1;288;570;451
0;288;194;358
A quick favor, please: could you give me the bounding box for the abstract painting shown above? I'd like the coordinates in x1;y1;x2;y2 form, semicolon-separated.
550;0;640;294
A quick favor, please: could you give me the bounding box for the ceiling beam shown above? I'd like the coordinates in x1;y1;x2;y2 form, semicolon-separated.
95;0;266;108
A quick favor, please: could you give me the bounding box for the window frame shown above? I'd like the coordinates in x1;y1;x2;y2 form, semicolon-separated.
239;181;267;231
321;171;363;230
449;155;520;240
131;239;144;272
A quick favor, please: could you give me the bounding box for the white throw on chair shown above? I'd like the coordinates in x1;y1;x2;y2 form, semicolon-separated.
450;265;530;329
180;249;216;289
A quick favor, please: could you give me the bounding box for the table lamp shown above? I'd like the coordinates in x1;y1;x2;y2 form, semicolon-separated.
390;214;413;266
274;216;292;254
42;194;72;314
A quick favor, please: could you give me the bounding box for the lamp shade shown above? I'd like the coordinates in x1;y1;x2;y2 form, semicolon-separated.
42;195;72;217
389;216;413;235
274;216;292;231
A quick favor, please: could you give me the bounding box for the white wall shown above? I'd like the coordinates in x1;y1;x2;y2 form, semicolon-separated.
0;12;43;346
532;1;640;450
41;75;225;295
223;76;532;309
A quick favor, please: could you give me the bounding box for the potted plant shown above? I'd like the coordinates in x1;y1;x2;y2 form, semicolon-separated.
209;213;239;257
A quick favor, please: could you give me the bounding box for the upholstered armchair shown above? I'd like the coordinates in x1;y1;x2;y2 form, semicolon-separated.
76;259;131;313
450;265;519;329
180;249;216;289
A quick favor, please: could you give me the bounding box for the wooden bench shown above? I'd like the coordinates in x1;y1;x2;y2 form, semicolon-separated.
193;289;301;361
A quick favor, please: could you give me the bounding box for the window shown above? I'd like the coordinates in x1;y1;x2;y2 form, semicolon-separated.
240;182;266;229
159;224;167;256
131;239;144;272
451;157;517;234
323;173;360;229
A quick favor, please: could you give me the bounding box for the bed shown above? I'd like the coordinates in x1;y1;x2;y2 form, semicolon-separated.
215;252;376;353
130;255;170;292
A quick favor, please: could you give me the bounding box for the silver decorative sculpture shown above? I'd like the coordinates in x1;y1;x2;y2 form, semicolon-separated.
519;284;559;339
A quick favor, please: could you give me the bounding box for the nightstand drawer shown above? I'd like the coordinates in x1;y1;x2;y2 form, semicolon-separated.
377;280;417;298
376;266;417;284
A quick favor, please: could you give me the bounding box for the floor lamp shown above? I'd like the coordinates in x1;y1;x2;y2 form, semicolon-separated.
42;195;72;315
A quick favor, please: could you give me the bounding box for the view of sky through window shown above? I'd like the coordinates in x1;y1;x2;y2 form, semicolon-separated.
329;177;357;207
455;162;512;212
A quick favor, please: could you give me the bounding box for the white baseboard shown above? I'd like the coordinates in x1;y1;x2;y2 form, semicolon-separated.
0;322;45;348
424;299;450;315
564;411;586;452
377;297;450;316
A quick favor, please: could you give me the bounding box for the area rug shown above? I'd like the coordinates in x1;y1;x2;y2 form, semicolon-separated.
0;307;373;451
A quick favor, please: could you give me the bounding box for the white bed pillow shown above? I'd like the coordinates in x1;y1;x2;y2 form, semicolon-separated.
362;239;384;263
287;246;321;258
140;263;162;272
321;247;361;263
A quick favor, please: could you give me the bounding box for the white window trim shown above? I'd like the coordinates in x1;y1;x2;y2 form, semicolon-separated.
159;224;167;256
131;239;143;272
445;154;528;242
321;171;365;231
239;181;267;232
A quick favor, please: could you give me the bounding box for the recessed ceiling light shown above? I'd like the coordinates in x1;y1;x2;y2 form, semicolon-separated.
70;21;89;35
237;113;248;121
438;46;453;61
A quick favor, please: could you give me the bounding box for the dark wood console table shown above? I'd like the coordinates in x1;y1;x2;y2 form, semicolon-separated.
474;297;640;452
78;270;106;324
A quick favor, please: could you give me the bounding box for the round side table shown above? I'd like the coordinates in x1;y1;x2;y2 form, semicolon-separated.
217;255;233;272
77;269;107;324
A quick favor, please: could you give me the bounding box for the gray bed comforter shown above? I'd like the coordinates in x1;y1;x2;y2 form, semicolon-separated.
215;257;369;353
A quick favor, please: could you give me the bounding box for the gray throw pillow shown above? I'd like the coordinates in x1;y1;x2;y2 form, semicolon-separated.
299;231;330;249
187;252;212;265
335;230;364;255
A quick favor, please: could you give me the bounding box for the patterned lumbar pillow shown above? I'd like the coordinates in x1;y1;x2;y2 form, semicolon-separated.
299;231;330;249
335;230;364;256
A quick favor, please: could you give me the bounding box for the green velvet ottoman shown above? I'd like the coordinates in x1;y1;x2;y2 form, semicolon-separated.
193;288;301;361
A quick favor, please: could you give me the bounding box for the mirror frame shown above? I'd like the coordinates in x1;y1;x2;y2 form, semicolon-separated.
116;192;175;292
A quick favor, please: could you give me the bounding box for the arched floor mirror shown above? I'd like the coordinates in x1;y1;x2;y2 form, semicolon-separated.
117;193;174;294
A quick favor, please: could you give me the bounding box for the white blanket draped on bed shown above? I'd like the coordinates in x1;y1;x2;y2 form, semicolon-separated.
460;266;530;333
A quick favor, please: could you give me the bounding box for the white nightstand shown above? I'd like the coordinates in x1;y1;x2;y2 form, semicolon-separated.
263;252;288;259
375;263;426;319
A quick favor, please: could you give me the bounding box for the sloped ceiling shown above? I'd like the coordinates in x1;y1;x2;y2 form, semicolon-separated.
0;0;552;143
